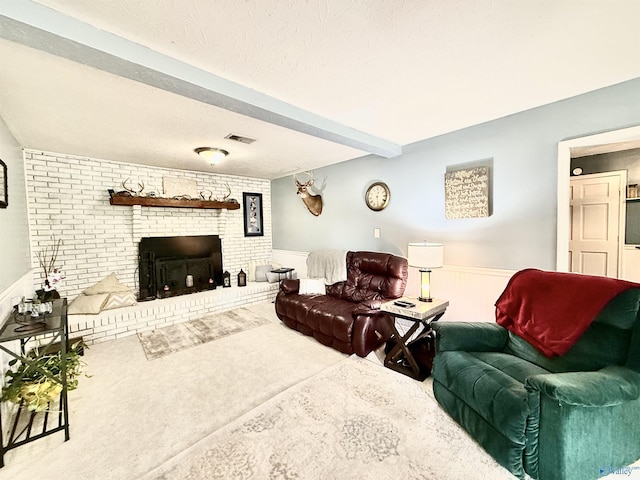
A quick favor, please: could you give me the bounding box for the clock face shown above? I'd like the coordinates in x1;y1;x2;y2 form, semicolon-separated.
365;182;390;211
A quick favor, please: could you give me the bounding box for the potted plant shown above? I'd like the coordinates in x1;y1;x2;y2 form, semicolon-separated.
1;342;87;412
35;237;65;301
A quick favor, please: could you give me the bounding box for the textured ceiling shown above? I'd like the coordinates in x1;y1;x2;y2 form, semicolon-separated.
1;0;640;179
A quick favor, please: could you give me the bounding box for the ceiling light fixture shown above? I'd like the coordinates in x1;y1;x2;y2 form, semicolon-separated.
194;147;229;165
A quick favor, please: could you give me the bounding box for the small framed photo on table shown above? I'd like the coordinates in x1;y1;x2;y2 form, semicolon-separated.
243;192;264;237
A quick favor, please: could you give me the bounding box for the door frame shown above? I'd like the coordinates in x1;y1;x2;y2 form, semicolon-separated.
557;124;640;272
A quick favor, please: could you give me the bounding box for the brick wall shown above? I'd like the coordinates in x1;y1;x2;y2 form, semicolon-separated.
24;150;276;343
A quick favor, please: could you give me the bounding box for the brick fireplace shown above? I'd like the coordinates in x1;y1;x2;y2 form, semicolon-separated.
23;150;276;344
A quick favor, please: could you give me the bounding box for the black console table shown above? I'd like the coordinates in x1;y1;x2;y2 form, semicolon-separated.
0;298;70;467
271;267;294;282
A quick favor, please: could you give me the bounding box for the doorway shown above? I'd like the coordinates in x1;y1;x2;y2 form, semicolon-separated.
557;124;640;277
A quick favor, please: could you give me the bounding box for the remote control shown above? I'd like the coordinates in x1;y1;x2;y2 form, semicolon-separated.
394;300;415;308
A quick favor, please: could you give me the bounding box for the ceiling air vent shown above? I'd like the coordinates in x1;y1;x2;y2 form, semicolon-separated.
225;133;256;144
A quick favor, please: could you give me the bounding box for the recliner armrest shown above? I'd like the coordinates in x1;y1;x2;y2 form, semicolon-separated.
432;322;508;352
352;300;382;315
278;279;299;295
526;366;640;407
352;310;394;356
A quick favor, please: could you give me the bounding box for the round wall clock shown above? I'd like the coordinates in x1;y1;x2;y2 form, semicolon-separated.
365;181;390;211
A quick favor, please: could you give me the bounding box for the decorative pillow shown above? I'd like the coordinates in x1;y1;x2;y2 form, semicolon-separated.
298;278;327;296
84;273;131;295
265;271;280;283
246;260;257;282
68;293;109;315
102;291;137;311
255;265;273;282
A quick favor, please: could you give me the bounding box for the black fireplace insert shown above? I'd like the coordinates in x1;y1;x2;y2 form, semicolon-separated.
138;235;223;300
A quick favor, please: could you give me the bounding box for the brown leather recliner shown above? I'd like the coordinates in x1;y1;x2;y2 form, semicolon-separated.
275;251;409;357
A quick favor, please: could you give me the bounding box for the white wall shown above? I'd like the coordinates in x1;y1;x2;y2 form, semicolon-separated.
24;150;273;299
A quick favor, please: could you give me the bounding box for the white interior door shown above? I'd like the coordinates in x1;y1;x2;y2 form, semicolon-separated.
569;171;625;277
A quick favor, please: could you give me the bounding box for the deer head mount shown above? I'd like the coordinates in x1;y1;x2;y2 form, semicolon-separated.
294;171;323;217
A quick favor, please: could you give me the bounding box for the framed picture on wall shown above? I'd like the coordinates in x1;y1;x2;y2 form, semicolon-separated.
0;159;7;208
243;192;264;237
444;165;490;219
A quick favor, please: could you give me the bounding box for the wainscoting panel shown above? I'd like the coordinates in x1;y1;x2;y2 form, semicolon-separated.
0;270;35;324
272;249;310;278
272;249;515;324
431;266;515;323
0;270;36;426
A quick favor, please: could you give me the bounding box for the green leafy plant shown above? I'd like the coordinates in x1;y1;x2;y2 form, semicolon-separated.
1;341;87;412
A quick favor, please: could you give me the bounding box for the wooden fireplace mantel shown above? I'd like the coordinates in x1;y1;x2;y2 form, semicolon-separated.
109;195;241;210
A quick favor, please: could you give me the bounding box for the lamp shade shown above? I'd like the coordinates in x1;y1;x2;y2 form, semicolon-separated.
407;242;444;269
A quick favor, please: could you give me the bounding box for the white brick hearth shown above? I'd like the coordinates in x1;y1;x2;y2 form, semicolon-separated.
68;282;279;345
24;150;276;343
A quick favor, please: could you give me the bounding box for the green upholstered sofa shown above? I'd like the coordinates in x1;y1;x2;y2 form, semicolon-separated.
431;271;640;480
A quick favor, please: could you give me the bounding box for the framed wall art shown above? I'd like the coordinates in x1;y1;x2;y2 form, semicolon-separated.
444;165;491;219
0;159;7;208
243;192;264;237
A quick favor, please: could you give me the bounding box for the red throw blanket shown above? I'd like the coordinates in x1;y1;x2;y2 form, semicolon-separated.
495;269;640;357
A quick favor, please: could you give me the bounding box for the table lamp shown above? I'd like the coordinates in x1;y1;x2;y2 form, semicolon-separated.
408;242;444;302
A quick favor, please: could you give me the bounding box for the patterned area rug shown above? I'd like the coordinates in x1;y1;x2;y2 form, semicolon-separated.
142;356;517;479
137;308;272;360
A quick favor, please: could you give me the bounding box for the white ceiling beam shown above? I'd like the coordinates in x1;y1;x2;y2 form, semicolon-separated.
0;0;402;158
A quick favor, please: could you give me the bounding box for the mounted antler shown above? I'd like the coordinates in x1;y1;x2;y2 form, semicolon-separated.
213;182;232;202
294;171;323;216
122;178;144;196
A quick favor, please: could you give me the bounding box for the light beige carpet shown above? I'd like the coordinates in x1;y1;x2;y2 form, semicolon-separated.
137;307;271;360
0;303;346;480
142;355;517;480
4;303;637;479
